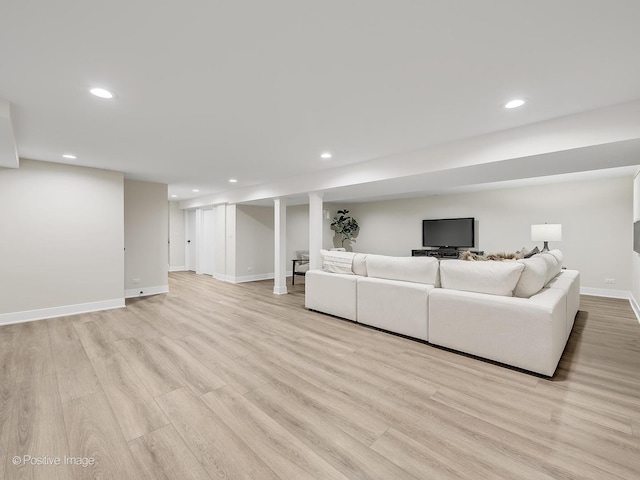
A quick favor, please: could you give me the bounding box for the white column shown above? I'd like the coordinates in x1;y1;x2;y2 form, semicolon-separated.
273;197;288;295
309;192;324;270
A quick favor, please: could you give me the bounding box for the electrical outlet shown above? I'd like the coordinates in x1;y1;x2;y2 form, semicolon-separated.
132;278;141;284
604;278;616;284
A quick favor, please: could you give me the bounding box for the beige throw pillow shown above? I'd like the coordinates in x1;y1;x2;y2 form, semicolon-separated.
514;256;548;298
320;249;355;274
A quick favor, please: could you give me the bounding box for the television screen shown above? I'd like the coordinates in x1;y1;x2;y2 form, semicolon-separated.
634;221;640;254
423;217;475;248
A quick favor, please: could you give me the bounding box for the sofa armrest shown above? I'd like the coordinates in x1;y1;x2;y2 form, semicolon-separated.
546;269;580;338
429;288;567;376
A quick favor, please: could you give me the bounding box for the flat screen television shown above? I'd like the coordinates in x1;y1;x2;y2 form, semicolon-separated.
422;217;475;249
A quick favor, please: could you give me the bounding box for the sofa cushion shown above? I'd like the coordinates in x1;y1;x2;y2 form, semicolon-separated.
548;249;563;266
352;253;368;276
514;256;548;298
320;249;355;274
538;252;561;285
357;277;431;340
365;254;439;285
440;259;525;296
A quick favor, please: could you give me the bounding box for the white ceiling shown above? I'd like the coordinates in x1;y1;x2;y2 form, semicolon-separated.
1;1;640;202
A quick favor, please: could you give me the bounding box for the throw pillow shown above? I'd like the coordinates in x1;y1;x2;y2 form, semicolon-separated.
524;246;540;258
352;253;368;276
539;252;561;284
320;249;355;274
514;256;548;298
460;250;487;261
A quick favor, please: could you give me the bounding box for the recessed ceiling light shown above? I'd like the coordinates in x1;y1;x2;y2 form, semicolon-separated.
62;154;77;159
228;178;238;183
505;99;525;109
320;152;332;159
90;87;114;99
192;189;199;192
170;195;178;198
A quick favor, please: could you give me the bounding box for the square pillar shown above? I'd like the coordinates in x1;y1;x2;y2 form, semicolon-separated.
309;192;324;270
273;197;287;295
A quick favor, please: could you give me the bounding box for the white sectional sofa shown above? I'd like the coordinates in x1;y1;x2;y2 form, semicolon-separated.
305;249;579;376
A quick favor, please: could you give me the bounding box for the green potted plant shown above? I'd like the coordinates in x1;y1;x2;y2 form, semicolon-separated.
330;209;359;249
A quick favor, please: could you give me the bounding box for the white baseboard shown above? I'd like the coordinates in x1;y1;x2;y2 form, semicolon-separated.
232;273;275;284
214;272;295;284
580;287;630;299
211;272;276;284
169;266;187;272
629;296;640;324
125;285;169;299
0;298;125;326
213;273;234;282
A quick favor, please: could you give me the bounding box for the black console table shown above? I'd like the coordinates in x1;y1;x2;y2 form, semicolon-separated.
411;249;484;259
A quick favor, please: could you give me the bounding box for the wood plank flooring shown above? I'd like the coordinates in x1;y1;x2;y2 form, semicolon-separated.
1;272;640;479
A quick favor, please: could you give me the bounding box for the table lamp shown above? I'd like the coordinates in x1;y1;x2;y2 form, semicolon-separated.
531;224;562;252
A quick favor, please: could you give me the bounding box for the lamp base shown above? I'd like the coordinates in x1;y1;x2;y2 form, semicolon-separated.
541;241;550;252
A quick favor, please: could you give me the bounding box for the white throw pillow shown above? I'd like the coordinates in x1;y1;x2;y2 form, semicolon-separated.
352;253;368;276
365;254;439;285
548;249;563;266
538;252;561;285
320;249;355;274
514;256;548;298
440;259;525;296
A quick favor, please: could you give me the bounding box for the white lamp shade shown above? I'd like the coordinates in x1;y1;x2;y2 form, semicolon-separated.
531;224;562;242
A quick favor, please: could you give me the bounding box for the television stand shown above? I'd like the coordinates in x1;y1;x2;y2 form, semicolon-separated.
411;249;484;259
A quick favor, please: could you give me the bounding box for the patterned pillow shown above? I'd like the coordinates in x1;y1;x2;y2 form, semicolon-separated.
320;249;355;274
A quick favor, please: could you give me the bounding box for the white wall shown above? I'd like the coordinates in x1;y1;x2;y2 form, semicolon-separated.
343;176;632;293
286;202;339;263
323;203;340;250
286;205;309;264
124;180;169;297
169;201;186;271
0;159;124;323
631;172;640;315
235;205;274;280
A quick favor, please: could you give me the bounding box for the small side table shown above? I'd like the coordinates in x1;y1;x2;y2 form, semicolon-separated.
291;259;308;285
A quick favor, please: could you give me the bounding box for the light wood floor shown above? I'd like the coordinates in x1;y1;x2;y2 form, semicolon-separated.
1;272;640;479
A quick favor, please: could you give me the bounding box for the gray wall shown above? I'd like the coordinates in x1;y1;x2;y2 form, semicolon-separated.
342;176;632;293
286;202;338;264
124;180;169;296
0;159;124;321
235;205;274;279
